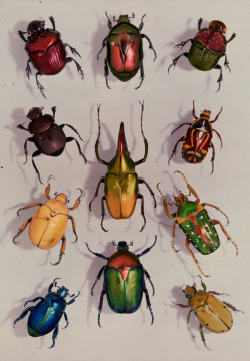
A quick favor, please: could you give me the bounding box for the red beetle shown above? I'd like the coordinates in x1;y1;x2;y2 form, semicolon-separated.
18;17;84;97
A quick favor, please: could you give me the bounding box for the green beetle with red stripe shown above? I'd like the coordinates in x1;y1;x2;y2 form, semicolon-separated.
157;170;238;276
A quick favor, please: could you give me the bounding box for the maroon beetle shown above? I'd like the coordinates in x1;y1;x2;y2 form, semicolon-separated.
17;106;86;183
18;17;84;97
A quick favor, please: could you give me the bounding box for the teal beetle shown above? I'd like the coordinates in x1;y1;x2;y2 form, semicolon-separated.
89;101;156;232
157;171;238;276
86;236;156;327
168;19;236;91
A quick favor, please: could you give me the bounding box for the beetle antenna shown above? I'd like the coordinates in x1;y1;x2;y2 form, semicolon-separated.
130;241;133;246
54;192;58;197
129;12;135;19
138;100;146;141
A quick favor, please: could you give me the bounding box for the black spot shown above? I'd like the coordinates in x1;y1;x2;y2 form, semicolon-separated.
206;323;209;326
223;305;226;308
221;330;224;332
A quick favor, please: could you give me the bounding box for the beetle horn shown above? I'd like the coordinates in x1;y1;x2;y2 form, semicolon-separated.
117;122;128;154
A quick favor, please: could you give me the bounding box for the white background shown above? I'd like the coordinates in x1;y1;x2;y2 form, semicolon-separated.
0;1;249;360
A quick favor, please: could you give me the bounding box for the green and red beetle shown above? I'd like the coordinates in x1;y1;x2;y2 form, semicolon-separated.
174;277;244;350
168;101;223;174
157;170;238;276
97;12;157;89
13;176;82;265
86;236;156;327
89;101;156;232
168;18;236;91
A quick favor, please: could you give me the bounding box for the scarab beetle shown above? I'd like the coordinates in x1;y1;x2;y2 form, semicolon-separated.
14;278;80;348
168;18;236;91
86;236;157;327
168;101;223;173
174;277;244;350
13;176;82;265
17;106;86;184
97;12;157;89
18;16;83;97
157;170;238;276
89;101;156;232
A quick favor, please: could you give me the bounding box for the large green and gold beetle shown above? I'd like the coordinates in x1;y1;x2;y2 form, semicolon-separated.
174;278;244;350
89;101;156;232
86;236;156;327
157;170;238;276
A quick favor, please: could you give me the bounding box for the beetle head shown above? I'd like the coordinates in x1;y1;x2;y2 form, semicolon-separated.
114;13;134;23
200;109;211;119
57;286;68;298
55;193;67;203
174;192;188;206
209;20;227;34
27;20;45;34
116;241;129;250
183;285;197;299
27;107;43;120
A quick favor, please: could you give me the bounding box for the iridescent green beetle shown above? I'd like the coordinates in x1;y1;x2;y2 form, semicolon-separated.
89;101;156;232
157;170;238;276
174;277;244;350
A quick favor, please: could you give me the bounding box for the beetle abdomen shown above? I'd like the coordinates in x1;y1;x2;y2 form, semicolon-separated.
188;40;221;70
28;301;62;336
33;124;66;156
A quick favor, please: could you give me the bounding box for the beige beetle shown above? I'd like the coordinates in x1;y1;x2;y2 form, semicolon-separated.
13;176;82;265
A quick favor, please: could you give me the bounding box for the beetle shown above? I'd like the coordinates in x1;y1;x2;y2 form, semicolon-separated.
13;278;80;348
174;277;244;350
89;101;156;232
168;18;236;91
18;16;84;97
17;106;86;184
157;170;238;276
97;12;157;89
86;236;157;327
168;101;223;174
13;176;82;265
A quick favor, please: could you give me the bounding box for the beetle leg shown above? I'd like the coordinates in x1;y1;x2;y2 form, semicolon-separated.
144;269;155;296
68;215;78;243
64;43;81;58
97;37;107;60
137;194;146;232
90;266;105;296
89;177;105;211
172;301;189;308
213;130;223;150
199;323;211;351
135;101;149;165
51;236;66;266
66;136;87;163
192;99;198;118
156;184;177;218
138;179;157;208
85;242;109;260
17;123;29;131
202;203;229;225
95;105;109;165
210;142;215;174
24;296;44;306
135;62;144;89
13;218;32;244
223;301;244;314
223;53;231;72
141;34;157;61
67;290;80;305
22;137;34;164
175;39;192;51
98;289;106;327
208;290;229;297
60;123;83;141
48;278;61;293
66;57;84;79
48;16;56;30
168;52;188;73
104;58;111;89
31;150;43;184
68;189;83;211
137;235;157;258
49;324;59;349
101;196;108;232
18;30;27;42
26;59;32;79
143;287;154;325
105;12;112;29
210;106;223;124
227;32;236;44
172;220;181;252
35;72;46;98
198;18;203;30
138;14;146;31
51;106;56;119
171;123;191;137
214;64;223;92
185;239;210;277
62;312;68;329
198;275;207;291
175;170;200;202
211;219;238;256
13;306;34;327
168;136;185;165
16;203;42;216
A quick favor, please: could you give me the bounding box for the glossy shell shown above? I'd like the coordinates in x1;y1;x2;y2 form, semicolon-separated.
29;198;68;249
177;201;220;254
28;114;54;134
107;22;142;81
28;293;66;336
188;28;226;71
33;123;66;156
27;30;66;75
189;290;233;333
105;249;144;313
182;117;213;163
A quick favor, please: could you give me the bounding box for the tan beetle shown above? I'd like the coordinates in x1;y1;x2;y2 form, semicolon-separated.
13;176;82;265
174;277;244;350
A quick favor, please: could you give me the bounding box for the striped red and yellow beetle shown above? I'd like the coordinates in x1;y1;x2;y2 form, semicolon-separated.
157;170;238;276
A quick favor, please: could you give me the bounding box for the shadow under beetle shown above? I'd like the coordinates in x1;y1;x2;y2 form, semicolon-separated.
89;101;156;232
17;106;86;184
157;170;238;277
168;100;223;174
18;16;83;97
97;12;157;89
14;278;80;348
86;236;157;327
168;19;236;91
13;176;82;265
174;277;244;350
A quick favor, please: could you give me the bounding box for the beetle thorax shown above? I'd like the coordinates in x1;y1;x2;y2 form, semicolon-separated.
27;20;45;34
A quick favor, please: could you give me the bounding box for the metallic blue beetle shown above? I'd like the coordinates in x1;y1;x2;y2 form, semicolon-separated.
13;278;80;348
